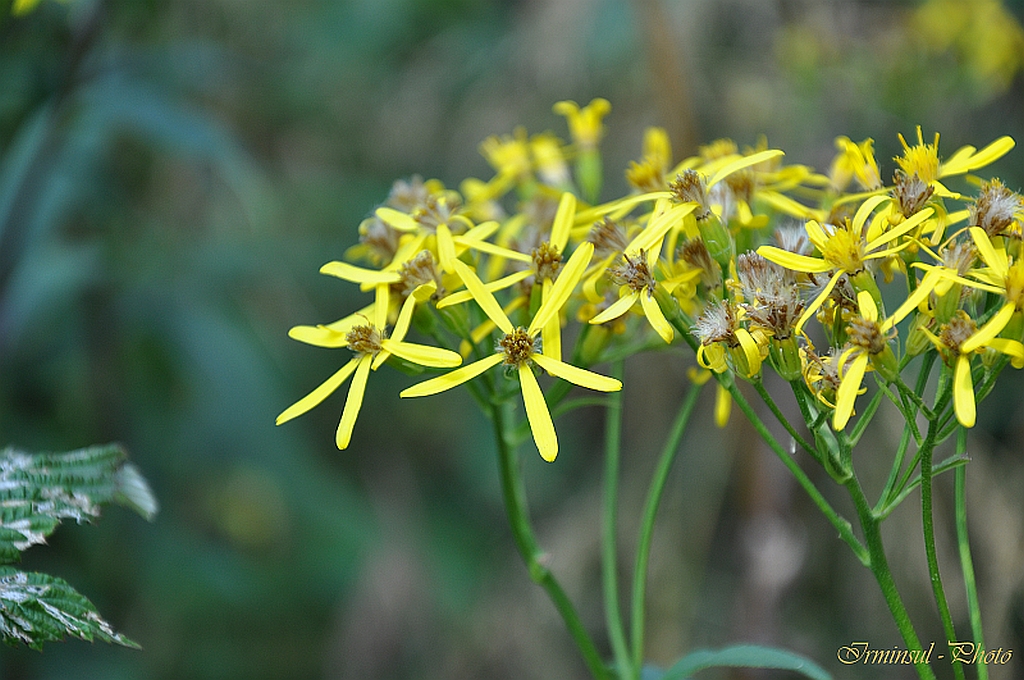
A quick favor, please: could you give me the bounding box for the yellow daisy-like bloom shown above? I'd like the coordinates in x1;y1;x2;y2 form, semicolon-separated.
757;194;935;333
277;293;463;450
831;287;935;430
830;136;882;192
552;98;612;151
401;248;620;462
438;191;580;362
895;126;1015;196
920;311;1024;427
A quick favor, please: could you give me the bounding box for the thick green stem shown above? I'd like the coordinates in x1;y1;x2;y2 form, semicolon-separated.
602;361;633;679
920;423;965;680
845;476;937;680
956;428;988;680
630;381;702;674
490;398;611;680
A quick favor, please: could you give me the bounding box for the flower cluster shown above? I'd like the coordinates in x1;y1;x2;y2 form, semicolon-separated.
280;99;1021;458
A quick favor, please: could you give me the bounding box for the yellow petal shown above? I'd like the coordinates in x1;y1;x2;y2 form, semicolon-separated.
714;384;731;427
519;364;558;462
381;339;462;367
756;246;833;273
961;303;1015;354
532;354;622;392
987;338;1024;368
795;271;842;335
452;259;514;334
337;355;373;449
320;261;400;285
540;279;562;363
530;241;594;334
288;325;349;348
573;191;670;224
856;290;878;323
437;269;532;309
375;207;420;231
400;353;504;398
639;291;674;343
851;194;891;234
368;286;387;331
864;207;933;252
436;222;458;274
463;220;500;241
833;352;869;430
941;136;1015;177
883;269;938;330
707;149;784;187
550;192;576;250
758;190;823;220
454;237;533;262
276;357;360;425
968;226;1009;276
734;328;762;378
589;290;639;325
953;354;976;428
629;202;697;254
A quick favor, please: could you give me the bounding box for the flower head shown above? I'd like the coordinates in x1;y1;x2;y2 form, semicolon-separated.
401;247;620;462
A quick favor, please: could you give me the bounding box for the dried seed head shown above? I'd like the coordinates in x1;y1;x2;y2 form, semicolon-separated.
891;170;935;218
669;169;712;219
609;251;656;296
847;315;891;355
532;242;563;281
387;175;432;212
398;250;443;298
346;324;385;356
737;252;804;339
358;216;402;264
693;300;739;346
588;216;629;260
499;327;540;366
939;240;977;276
678;239;719;288
938;311;978;355
970;178;1022;238
773;224;813;256
414;192;465;233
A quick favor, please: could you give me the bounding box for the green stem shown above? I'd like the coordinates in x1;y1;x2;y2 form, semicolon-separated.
753;380;816;457
920;421;965;680
490;397;611;680
602;361;632;679
729;380;869;565
956;427;988;680
845;475;937;680
630;380;702;674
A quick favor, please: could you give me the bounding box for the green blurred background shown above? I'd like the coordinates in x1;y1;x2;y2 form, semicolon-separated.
1;0;1023;678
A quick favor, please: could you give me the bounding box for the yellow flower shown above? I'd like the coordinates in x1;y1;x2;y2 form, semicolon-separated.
438;191;582;362
830;136;882;192
920;310;1024;427
401;250;620;462
277;297;463;450
757;194;935;333
895;126;1015;196
553;98;612;151
831;288;933;430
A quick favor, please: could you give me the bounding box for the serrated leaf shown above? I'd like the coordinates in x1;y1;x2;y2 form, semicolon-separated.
655;644;831;680
0;567;138;650
0;443;158;561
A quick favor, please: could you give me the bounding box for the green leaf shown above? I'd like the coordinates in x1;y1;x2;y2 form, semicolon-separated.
0;443;158;563
655;644;831;680
0;567;139;650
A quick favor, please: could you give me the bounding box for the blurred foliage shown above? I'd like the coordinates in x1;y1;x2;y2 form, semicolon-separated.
0;0;1021;679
